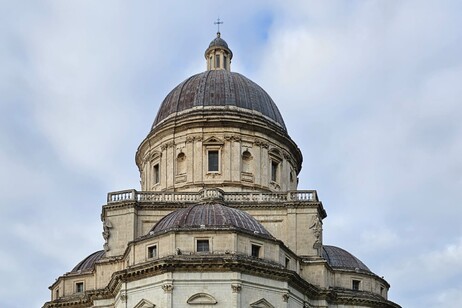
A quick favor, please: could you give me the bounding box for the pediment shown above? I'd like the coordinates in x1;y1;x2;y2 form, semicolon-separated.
250;298;275;308
145;150;162;161
187;293;217;305
203;136;224;145
268;148;282;158
134;299;155;308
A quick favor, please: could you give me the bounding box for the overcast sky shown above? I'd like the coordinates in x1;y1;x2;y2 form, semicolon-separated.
1;1;461;307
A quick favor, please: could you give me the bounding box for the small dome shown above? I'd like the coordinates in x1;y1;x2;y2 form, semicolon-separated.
209;32;229;49
322;245;371;272
71;250;104;272
152;70;286;131
150;203;273;238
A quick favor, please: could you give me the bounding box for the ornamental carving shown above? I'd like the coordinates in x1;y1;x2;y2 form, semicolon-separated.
102;219;113;251
186;135;203;143
282;293;289;302
231;284;242;293
162;284;173;293
160;141;175;150
144;150;162;161
254;140;269;149
310;215;323;256
224;135;241;142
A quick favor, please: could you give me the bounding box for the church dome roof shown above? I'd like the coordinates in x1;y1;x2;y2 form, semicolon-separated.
322;245;371;272
152;70;286;131
208;33;229;49
150;203;273;238
71;250;104;273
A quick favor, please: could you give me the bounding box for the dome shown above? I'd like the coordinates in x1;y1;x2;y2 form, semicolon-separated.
322;245;371;272
205;31;233;59
208;33;229;49
150;203;273;238
71;250;104;272
152;70;286;131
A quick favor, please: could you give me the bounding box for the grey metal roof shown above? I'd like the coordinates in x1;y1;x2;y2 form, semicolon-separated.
152;70;286;131
322;245;371;272
209;34;229;49
71;250;105;273
150;203;273;238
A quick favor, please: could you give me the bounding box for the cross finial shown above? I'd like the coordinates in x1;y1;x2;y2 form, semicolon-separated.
214;17;223;33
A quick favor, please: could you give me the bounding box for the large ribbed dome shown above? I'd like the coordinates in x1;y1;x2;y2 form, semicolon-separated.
150;203;273;238
322;245;371;272
152;70;286;131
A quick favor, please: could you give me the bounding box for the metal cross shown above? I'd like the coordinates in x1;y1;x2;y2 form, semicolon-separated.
214;18;223;32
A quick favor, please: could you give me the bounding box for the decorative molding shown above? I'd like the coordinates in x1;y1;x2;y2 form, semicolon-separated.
175;174;187;183
144;150;162;161
203;136;224;145
186;293;217;305
241;172;254;183
250;298;275;308
282;293;290;302
134;299;156;308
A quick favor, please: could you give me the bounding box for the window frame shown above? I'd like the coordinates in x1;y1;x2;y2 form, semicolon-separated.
285;256;291;269
352;279;361;290
207;149;220;173
147;244;158;259
215;54;220;68
196;239;210;253
270;159;280;183
153;162;160;185
251;243;262;258
75;281;84;293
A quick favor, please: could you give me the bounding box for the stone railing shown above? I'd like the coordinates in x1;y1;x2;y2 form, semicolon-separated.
107;188;318;204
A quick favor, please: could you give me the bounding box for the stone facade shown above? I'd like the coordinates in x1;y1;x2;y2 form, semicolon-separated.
43;32;400;308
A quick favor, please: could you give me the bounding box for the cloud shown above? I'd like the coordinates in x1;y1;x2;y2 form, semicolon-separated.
1;1;461;307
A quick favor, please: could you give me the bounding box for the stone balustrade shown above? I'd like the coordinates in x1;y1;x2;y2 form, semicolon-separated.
107;188;318;204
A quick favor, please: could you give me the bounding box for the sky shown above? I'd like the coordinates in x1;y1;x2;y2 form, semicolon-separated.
1;1;461;307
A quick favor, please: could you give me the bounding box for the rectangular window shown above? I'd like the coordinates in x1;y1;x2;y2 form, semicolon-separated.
75;282;84;293
271;160;279;182
197;239;209;252
251;244;261;258
352;280;361;290
147;245;157;259
285;257;290;268
208;150;219;172
215;54;220;68
223;55;227;70
153;163;160;184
